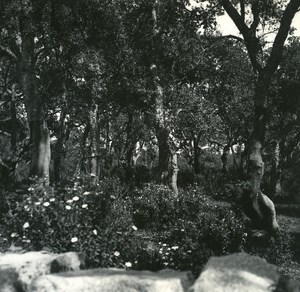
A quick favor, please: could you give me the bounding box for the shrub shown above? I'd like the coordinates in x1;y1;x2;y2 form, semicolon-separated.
130;183;247;275
2;177;142;268
132;184;178;230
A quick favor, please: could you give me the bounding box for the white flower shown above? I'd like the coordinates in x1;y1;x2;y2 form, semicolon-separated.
82;204;88;209
71;237;78;243
171;246;179;250
43;202;50;207
34;202;41;206
125;262;132;268
83;191;91;196
24;205;30;211
114;251;120;257
50;198;55;202
72;196;79;201
65;205;71;210
93;229;98;235
11;233;18;238
23;222;30;229
28;187;34;192
90;173;96;177
66;199;73;204
132;225;138;231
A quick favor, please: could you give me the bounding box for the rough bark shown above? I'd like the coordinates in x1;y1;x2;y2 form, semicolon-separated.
247;75;279;231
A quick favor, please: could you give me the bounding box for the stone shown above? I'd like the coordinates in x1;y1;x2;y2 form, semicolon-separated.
29;268;194;292
0;251;85;291
191;253;279;292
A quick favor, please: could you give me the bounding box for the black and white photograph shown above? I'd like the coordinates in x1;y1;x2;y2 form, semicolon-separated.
0;0;300;291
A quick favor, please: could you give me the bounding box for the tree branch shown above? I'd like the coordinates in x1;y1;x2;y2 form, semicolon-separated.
266;0;300;75
240;0;245;21
220;0;262;73
0;44;17;60
250;0;260;33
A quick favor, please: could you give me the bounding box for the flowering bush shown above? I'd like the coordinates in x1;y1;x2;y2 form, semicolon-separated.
3;177;141;268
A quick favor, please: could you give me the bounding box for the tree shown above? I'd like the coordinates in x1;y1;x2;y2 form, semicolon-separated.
0;0;52;184
219;0;300;231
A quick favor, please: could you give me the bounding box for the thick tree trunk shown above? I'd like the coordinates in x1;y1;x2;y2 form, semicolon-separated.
246;77;279;231
150;64;171;184
28;120;51;183
18;12;50;184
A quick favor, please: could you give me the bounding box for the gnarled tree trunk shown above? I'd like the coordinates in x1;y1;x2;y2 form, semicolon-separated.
246;76;278;231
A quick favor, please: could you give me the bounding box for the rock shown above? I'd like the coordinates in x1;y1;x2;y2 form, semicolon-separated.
29;268;194;292
0;251;85;291
0;268;23;292
191;253;279;292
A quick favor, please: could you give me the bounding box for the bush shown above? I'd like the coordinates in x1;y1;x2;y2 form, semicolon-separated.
2;177;142;268
132;184;178;229
130;183;248;275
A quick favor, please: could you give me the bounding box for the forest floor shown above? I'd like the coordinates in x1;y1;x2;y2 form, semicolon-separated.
276;205;300;280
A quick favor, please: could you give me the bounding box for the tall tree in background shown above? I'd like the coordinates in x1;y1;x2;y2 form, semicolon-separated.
219;0;300;231
0;0;51;184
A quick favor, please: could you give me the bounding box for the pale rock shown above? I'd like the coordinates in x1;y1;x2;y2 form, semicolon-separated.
29;268;194;292
0;251;85;291
191;253;279;292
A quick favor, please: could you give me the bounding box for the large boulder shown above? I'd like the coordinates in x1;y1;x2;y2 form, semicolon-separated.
29;268;194;292
0;251;85;291
191;253;279;292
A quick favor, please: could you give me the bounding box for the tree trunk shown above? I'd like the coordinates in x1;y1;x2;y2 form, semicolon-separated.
53;82;68;182
28;120;51;183
76;122;90;176
169;151;179;196
89;103;101;183
269;140;282;196
18;9;50;184
193;132;201;175
246;76;278;231
221;144;230;174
